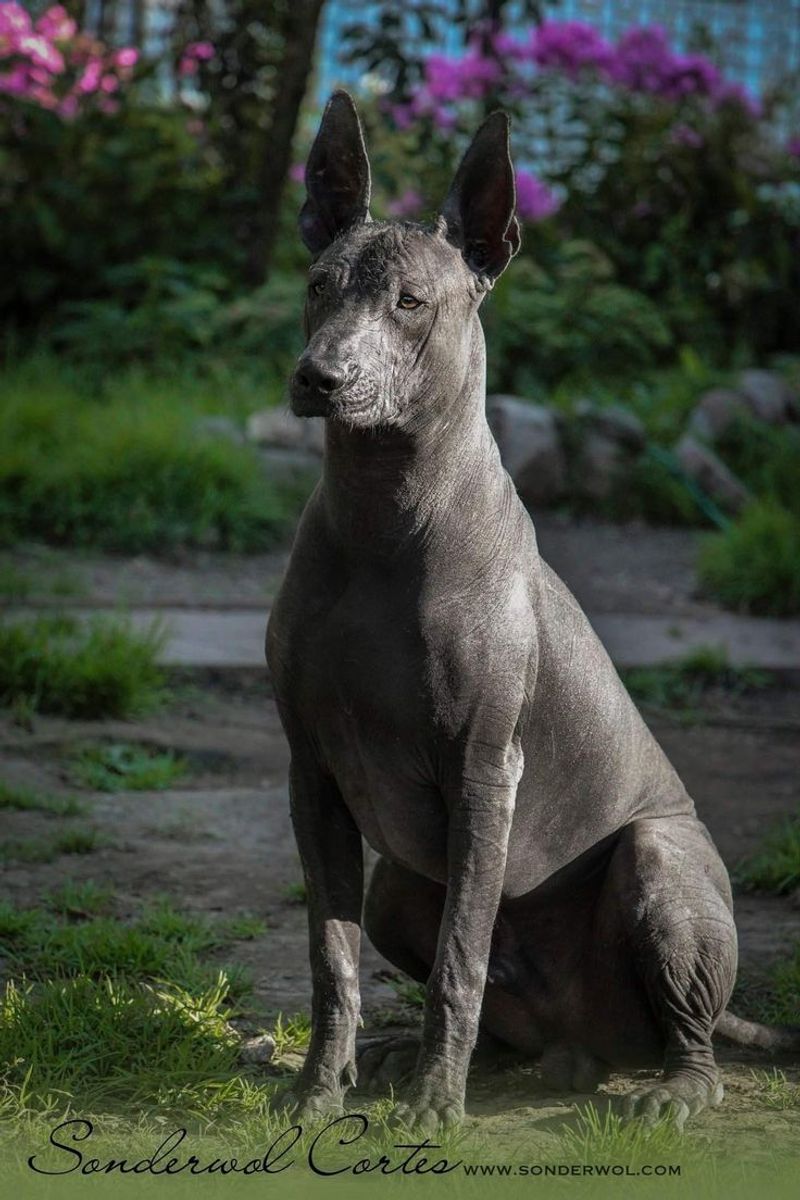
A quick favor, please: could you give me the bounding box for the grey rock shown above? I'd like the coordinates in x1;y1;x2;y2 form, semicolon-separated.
486;395;567;505
259;447;322;483
246;407;325;456
239;1033;277;1066
737;369;797;426
575;431;631;501
574;401;646;452
674;434;750;514
687;389;748;442
193;416;246;445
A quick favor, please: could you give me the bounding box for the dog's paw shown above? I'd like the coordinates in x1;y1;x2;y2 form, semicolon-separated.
621;1074;723;1131
390;1090;464;1135
271;1083;345;1125
356;1035;420;1096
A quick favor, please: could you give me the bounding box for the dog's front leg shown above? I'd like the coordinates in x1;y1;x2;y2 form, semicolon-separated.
393;743;519;1133
284;755;363;1122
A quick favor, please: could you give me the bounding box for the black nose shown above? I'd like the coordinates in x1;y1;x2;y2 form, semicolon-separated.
295;358;347;394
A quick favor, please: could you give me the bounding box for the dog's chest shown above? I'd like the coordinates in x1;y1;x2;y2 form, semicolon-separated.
272;572;450;873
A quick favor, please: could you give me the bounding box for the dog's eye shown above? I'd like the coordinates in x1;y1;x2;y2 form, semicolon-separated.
309;279;325;296
397;292;422;310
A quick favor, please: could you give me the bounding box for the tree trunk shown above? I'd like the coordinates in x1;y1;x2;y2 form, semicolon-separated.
246;0;327;284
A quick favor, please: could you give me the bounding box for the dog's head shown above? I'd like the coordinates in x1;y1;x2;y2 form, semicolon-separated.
289;91;521;430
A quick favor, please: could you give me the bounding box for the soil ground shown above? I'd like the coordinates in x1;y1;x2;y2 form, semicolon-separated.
1;514;799;1153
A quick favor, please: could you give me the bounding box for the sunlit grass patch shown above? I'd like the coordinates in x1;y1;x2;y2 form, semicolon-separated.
0;780;87;817
69;741;187;792
0;613;167;718
735;812;800;895
282;880;307;905
751;1069;800;1111
557;1102;685;1162
270;1012;312;1058
0;357;311;553
699;500;800;617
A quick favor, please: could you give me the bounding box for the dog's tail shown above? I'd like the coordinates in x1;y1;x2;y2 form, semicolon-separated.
714;1009;800;1053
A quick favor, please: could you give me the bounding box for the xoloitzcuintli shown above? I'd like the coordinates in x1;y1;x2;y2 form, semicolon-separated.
266;91;798;1133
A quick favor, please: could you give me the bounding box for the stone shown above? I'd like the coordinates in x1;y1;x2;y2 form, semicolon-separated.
246;407;325;456
574;401;646;452
193;416;246;445
687;389;749;442
737;369;798;425
674;434;750;514
486;394;567;506
239;1033;277;1066
575;431;630;501
259;447;322;483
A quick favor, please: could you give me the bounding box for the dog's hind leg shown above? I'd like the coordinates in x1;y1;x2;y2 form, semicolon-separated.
607;814;737;1129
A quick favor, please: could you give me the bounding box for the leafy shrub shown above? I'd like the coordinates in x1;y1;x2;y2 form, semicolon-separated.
0;615;167;718
698;500;800;616
69;743;187;792
483;240;672;394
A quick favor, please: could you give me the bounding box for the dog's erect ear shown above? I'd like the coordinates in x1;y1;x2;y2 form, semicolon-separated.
299;90;372;255
440;111;521;284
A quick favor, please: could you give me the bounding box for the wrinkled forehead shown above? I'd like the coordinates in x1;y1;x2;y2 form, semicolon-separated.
314;221;467;295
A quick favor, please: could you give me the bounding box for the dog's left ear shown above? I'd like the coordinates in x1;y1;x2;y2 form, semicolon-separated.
440;111;521;284
299;90;372;255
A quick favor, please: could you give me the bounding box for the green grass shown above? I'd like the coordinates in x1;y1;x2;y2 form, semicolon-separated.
0;613;167;718
387;977;426;1009
698;500;800;616
0;354;311;553
0;780;87;817
270;1011;312;1057
282;880;307;905
752;1069;800;1111
0;565;32;599
44;879;115;917
69;741;187;792
735;813;800;895
621;644;770;716
0;827;101;864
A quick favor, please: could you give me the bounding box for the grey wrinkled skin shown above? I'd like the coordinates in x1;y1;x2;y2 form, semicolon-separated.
266;92;792;1133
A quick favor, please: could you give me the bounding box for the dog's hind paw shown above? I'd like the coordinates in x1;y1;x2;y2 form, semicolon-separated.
356;1035;420;1096
621;1074;723;1131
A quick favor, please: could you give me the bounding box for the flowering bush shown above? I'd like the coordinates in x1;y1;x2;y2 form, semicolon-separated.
375;18;799;358
0;3;139;117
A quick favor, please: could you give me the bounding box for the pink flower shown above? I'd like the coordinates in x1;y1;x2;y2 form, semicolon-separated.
114;47;138;69
35;5;76;42
100;73;118;93
0;62;29;95
712;80;762;119
387;188;423;218
178;55;198;78
57;91;78;117
289;162;305;184
514;170;561;222
186;40;214;61
530;20;614;78
77;57;102;93
787;136;800;158
17;33;64;73
0;2;32;40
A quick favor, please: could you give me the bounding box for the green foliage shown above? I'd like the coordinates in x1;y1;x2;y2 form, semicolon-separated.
69;742;187;793
281;881;307;905
768;946;800;1028
735;814;800;896
699;501;800;616
1;103;237;322
270;1011;312;1057
0;357;308;552
715;415;800;520
752;1069;800;1112
48;259;304;377
622;645;770;715
483;241;673;395
0;781;86;817
0;614;167;719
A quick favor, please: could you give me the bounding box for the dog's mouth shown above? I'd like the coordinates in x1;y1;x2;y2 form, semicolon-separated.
289;379;383;426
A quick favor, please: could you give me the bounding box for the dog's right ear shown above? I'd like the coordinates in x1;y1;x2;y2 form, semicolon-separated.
299;91;372;256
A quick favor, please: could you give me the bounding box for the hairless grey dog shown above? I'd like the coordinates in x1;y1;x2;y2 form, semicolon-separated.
266;91;797;1134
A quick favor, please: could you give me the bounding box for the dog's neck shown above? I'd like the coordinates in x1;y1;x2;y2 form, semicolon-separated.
319;332;508;561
